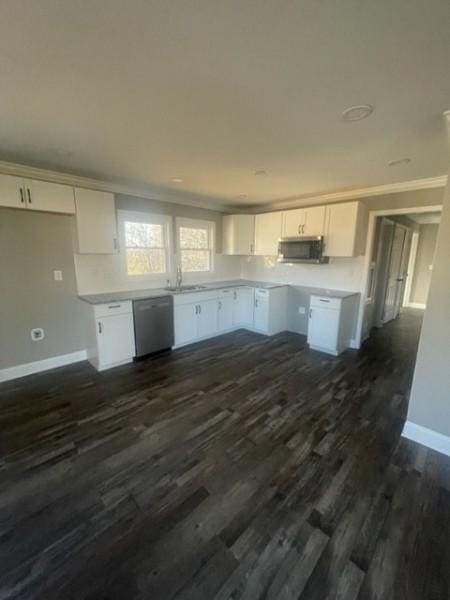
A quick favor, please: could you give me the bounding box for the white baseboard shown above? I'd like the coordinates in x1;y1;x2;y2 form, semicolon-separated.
0;350;87;383
405;302;426;310
402;420;450;457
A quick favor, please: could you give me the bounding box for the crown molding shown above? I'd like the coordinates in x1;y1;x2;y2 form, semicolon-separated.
249;175;448;213
0;160;228;212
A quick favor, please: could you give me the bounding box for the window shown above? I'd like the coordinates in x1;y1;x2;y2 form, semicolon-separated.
119;211;171;277
177;218;214;273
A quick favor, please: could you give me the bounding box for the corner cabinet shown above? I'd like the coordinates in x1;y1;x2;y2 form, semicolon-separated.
74;188;118;254
323;201;367;257
222;214;255;255
254;211;282;256
0;173;75;214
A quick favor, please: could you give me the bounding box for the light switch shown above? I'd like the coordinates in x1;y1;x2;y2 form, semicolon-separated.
53;270;63;281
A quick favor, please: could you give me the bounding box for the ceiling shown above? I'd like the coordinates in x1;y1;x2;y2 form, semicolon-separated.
408;212;442;225
0;0;449;208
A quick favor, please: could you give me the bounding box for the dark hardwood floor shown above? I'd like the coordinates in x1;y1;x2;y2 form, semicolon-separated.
0;309;449;600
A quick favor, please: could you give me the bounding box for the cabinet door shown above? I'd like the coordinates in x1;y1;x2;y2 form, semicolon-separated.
218;296;233;332
96;313;135;367
233;287;254;327
0;174;26;209
198;299;218;339
307;306;339;351
174;304;198;345
304;206;325;236
24;179;75;214
74;188;118;254
324;202;359;257
254;212;282;256
282;208;306;237
254;297;269;332
222;215;255;255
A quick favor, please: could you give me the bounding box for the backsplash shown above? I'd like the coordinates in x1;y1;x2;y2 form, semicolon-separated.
241;255;366;292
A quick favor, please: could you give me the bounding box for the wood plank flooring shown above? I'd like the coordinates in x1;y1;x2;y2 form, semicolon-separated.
0;309;449;600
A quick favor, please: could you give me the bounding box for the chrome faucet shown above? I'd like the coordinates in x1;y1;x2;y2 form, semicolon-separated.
175;265;182;290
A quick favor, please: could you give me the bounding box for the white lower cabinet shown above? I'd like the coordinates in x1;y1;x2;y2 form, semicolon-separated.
307;294;358;355
233;287;255;327
174;303;198;346
252;287;288;335
197;299;219;339
174;290;219;346
86;301;136;370
218;289;234;332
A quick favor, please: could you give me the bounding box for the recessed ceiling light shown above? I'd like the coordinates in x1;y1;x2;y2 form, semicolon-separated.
236;194;247;199
172;177;183;183
341;104;374;122
388;158;411;167
254;169;267;176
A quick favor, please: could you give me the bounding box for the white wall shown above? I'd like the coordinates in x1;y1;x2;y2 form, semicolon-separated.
241;255;366;292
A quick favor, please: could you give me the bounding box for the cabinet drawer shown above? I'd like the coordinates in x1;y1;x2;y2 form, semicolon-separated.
94;301;132;318
310;295;341;310
173;290;219;306
255;288;270;298
219;287;234;297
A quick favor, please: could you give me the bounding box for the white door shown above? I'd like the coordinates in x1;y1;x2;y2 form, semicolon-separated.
24;179;75;214
233;287;255;327
218;297;233;332
174;304;198;345
254;212;282;255
304;206;326;236
97;314;135;367
307;306;339;351
0;174;26;209
383;225;407;323
197;299;218;338
282;208;306;237
254;297;269;332
74;188;118;254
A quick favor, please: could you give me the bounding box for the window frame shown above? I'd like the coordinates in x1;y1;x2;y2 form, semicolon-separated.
118;210;172;280
176;217;215;275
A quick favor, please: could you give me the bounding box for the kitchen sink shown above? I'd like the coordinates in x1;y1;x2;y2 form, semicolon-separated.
164;285;207;292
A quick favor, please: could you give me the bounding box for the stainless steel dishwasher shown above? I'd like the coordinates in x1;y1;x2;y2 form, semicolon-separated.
133;296;174;358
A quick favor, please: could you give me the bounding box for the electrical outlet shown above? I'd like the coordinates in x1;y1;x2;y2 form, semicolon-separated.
31;328;45;341
298;306;306;315
53;270;63;281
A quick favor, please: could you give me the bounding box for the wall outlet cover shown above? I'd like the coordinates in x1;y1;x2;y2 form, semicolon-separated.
31;328;45;341
53;270;63;281
298;306;306;314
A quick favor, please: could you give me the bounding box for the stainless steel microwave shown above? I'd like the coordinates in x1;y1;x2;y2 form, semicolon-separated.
277;236;329;264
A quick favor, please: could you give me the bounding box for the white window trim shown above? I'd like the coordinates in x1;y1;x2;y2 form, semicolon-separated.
118;210;172;280
175;217;215;276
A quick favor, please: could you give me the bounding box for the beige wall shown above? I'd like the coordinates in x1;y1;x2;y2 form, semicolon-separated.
407;176;450;438
410;224;439;305
0;208;86;369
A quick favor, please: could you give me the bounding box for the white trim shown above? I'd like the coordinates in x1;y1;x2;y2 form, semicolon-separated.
402;421;450;457
405;302;426;309
0;159;227;212
403;231;419;307
354;205;443;348
0;350;87;383
255;176;447;212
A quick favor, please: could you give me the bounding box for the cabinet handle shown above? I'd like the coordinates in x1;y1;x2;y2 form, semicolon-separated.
98;321;103;334
195;305;198;314
233;292;237;300
309;309;312;318
250;243;254;254
108;304;121;309
27;188;32;204
19;188;25;204
199;305;201;314
113;237;118;250
298;225;301;235
218;301;222;309
255;298;258;307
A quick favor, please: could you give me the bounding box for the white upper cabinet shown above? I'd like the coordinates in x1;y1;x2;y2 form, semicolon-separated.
254;212;282;256
281;206;325;238
324;201;367;257
23;179;75;214
74;188;118;254
0;174;26;208
0;173;75;214
222;214;255;255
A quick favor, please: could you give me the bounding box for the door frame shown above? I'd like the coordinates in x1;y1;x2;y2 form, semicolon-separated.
402;230;420;307
355;204;442;348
